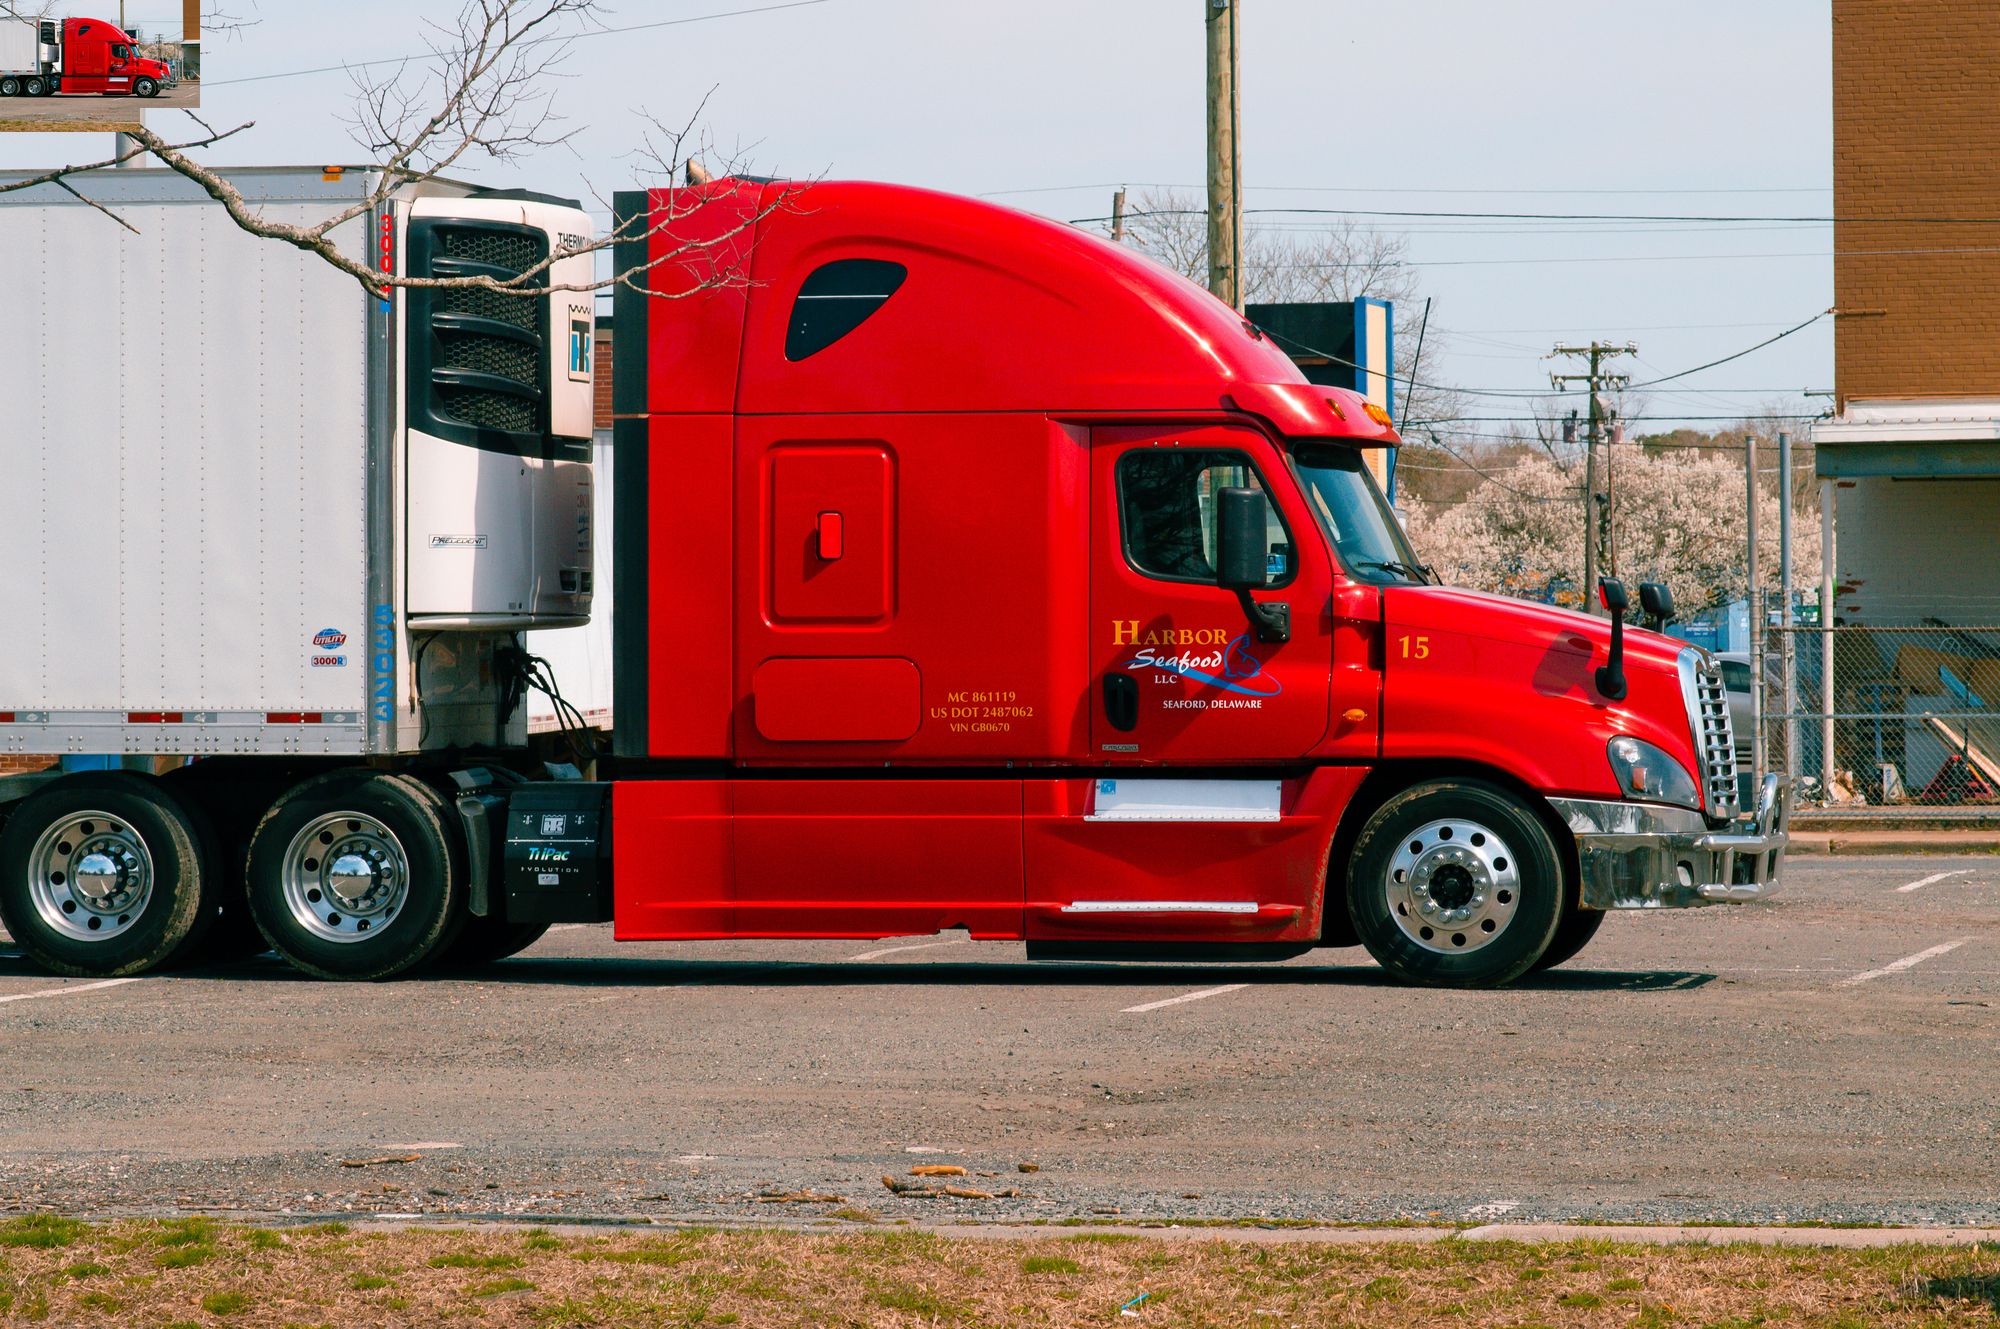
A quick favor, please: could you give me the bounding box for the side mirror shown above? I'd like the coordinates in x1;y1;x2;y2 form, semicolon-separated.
1214;486;1289;643
1639;581;1676;628
1213;487;1268;590
1595;577;1629;702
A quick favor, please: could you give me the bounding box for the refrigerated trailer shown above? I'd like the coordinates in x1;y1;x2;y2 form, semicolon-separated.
0;15;171;98
0;168;1791;989
0;165;596;976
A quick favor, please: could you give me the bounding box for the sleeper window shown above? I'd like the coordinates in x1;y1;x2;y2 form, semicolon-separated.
785;259;907;361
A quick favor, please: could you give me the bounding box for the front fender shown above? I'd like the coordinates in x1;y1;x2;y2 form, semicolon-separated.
1377;588;1696;801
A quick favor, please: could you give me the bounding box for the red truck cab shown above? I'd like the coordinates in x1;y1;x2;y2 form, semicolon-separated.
63;18;168;95
37;18;169;97
581;179;1789;987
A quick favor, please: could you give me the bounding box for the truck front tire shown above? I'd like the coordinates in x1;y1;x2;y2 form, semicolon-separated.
1346;778;1564;988
0;773;215;977
1532;907;1605;972
134;77;158;97
246;772;465;980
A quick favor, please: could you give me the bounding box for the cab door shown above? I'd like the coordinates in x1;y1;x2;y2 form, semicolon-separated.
1089;423;1333;761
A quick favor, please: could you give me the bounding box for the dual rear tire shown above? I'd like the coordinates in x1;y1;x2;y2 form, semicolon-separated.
0;773;213;977
2;769;550;981
242;772;465;980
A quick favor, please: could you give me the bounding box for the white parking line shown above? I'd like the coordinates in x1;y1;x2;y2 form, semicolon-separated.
1841;939;1972;986
0;977;140;1005
846;938;971;962
1122;983;1250;1013
1897;870;1974;894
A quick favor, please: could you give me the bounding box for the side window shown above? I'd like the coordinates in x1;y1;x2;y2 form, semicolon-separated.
785;258;907;361
1720;660;1752;693
1117;448;1292;586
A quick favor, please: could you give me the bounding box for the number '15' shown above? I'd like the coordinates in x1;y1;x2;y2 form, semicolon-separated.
1397;635;1431;660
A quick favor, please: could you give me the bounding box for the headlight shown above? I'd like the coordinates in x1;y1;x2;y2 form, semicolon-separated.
1607;736;1701;810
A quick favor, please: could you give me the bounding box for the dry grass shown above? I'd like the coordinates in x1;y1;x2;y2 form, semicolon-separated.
0;1214;1996;1326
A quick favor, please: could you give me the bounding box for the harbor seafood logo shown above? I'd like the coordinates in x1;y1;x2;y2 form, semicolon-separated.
1111;622;1281;701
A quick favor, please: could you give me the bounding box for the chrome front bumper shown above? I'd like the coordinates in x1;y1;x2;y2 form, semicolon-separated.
1548;774;1790;910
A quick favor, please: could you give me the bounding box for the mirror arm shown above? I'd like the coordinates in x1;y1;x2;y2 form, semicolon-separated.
1235;590;1291;644
1594;605;1628;702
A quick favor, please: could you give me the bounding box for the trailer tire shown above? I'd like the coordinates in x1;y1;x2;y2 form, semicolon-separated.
134;76;158;97
1531;906;1605;972
0;77;20;97
22;75;45;96
433;917;551;971
246;772;465;980
1346;778;1564;988
0;773;215;977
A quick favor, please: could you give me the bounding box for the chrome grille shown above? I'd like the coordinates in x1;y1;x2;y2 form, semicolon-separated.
1691;658;1739;819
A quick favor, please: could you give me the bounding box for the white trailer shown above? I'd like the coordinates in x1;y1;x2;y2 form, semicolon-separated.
0;18;45;79
0;165;599;980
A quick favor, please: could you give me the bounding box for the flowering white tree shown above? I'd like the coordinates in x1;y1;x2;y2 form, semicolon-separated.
1399;448;1818;612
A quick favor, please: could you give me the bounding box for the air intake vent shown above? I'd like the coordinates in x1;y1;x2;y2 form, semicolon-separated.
436;329;539;383
437;385;537;434
439;227;541;273
436;284;537;331
1692;659;1739;820
405;218;550;455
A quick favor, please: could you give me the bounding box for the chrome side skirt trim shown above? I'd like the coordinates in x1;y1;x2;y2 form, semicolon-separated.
1060;900;1261;914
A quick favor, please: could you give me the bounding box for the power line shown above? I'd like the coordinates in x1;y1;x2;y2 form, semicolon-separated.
1071;205;2000;226
1412;414;1823;424
205;0;831;88
1627;312;1829;387
985;182;1832;199
1254;314;1828;403
1416;432;1582;504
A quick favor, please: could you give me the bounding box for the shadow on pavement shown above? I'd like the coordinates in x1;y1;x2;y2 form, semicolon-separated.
0;947;1714;993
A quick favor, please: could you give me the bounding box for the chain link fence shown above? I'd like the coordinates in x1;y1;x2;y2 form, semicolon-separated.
1756;620;2000;808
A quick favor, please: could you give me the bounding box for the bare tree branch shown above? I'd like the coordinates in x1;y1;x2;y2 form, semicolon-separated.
4;0;812;305
1120;188;1462;427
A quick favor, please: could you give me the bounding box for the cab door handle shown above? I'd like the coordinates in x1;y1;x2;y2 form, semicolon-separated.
1103;674;1139;733
815;511;843;560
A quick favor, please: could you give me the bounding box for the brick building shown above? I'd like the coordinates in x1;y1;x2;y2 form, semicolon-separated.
1813;0;2000;626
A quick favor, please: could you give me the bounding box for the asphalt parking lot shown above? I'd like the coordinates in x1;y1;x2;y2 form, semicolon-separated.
2;855;1997;1227
0;83;198;127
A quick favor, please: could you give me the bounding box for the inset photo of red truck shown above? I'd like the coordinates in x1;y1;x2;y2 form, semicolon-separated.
0;0;197;127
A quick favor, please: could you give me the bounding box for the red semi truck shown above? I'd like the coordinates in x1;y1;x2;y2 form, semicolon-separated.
0;15;170;98
0;174;1788;988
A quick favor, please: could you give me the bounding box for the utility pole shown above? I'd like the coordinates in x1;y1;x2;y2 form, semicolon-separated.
1110;187;1127;245
1549;341;1636;613
1205;0;1241;310
1778;430;1796;788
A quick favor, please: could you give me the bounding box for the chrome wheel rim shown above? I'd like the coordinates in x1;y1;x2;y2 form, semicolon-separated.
1386;817;1520;955
28;811;154;942
280;811;407;944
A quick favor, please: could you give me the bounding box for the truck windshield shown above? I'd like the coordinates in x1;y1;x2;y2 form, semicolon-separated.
1289;443;1434;585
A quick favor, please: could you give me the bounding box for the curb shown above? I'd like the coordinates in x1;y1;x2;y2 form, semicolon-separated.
1458;1223;2000;1248
1788;833;2000;856
173;1213;2000;1248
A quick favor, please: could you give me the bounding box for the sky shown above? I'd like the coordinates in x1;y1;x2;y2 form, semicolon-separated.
0;1;1836;439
